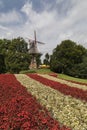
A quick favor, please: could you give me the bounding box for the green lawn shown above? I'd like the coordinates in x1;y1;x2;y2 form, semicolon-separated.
19;68;53;74
58;74;87;84
36;68;53;74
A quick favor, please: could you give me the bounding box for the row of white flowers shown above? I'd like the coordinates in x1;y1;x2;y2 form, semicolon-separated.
15;74;87;130
38;74;87;91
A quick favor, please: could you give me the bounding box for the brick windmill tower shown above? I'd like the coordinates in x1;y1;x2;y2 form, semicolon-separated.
28;31;45;69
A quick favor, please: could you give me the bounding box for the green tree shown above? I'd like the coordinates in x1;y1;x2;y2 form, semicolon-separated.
36;53;42;68
5;52;31;73
9;37;28;53
76;54;87;78
0;39;11;56
0;54;6;73
50;40;86;76
0;37;31;73
43;53;50;65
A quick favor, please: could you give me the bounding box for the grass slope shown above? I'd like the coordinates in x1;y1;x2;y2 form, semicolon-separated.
58;74;87;84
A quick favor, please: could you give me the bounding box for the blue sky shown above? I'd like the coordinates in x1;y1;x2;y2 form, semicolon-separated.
0;0;87;57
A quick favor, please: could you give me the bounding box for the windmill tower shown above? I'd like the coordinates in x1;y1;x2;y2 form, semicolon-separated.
28;31;45;69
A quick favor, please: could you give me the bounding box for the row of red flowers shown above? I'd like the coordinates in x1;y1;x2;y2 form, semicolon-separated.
48;73;87;86
27;74;87;102
0;74;71;130
49;73;58;78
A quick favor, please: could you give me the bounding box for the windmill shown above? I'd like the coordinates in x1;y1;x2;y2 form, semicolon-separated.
28;31;45;69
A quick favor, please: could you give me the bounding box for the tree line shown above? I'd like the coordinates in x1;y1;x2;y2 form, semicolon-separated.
0;37;87;78
44;40;87;79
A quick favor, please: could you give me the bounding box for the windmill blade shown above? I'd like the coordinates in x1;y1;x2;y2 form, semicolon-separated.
37;41;45;44
34;30;36;44
27;38;45;44
25;31;46;45
25;37;33;40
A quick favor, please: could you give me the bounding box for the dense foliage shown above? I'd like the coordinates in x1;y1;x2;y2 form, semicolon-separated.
43;53;50;65
0;54;6;73
0;37;42;73
0;37;31;73
50;40;87;78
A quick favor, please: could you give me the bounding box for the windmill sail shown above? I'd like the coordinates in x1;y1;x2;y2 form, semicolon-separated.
34;30;36;44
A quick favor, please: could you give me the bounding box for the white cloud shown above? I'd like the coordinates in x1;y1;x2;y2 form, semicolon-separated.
21;1;56;29
21;1;32;16
20;1;57;40
68;1;87;22
0;25;8;30
0;25;13;39
0;10;21;24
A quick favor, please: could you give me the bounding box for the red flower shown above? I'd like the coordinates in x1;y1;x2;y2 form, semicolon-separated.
0;74;71;129
27;74;87;101
21;121;31;128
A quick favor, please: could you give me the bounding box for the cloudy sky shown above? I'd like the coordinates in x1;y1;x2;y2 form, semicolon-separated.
0;0;87;57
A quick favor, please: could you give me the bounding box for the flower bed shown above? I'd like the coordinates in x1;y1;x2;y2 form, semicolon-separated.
49;73;58;78
0;74;71;130
60;78;87;86
38;74;87;91
16;74;87;130
27;74;87;102
48;73;87;86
